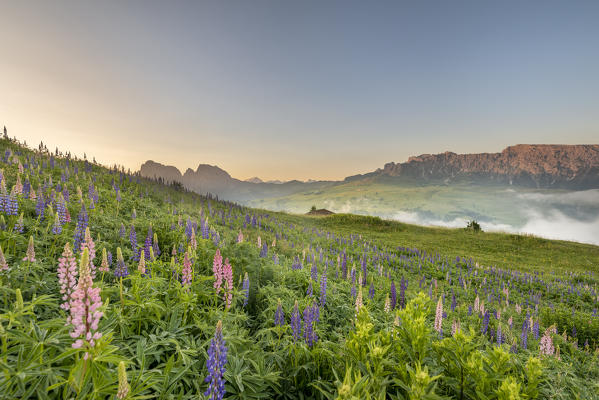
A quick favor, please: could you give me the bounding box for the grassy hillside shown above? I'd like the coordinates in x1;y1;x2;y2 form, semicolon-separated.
1;135;599;399
308;213;599;275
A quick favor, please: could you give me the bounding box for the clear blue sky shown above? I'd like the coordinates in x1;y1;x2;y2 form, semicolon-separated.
1;1;597;180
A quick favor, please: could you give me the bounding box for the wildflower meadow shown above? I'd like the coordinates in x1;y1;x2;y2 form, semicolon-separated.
1;133;599;399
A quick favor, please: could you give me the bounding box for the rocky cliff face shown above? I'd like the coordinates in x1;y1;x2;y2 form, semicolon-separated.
355;145;599;189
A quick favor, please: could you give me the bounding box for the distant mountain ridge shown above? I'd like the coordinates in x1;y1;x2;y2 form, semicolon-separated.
347;144;599;189
139;144;599;201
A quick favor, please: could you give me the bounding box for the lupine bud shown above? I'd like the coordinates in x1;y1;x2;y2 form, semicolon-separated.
22;235;35;262
117;361;130;399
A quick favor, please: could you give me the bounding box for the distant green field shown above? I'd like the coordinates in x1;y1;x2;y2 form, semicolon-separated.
274;212;599;276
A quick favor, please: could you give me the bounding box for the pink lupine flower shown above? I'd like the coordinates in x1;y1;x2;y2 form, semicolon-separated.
80;227;96;278
69;248;103;360
257;236;261;248
99;248;110;273
355;286;363;316
213;249;223;291
223;258;233;309
22;236;35;262
138;251;146;275
0;245;8;271
474;295;480;313
237;230;243;243
539;331;555;356
384;294;391;313
515;304;522;314
451;319;461;336
434;296;443;334
190;228;197;250
181;250;192;286
57;243;78;311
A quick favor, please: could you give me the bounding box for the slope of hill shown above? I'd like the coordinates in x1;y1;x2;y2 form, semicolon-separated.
2;135;599;398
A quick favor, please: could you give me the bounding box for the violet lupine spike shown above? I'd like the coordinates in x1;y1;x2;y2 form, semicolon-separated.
368;282;375;300
303;301;318;347
143;226;153;261
114;247;129;278
69;248;103;360
274;299;285;326
204;320;228;400
129;224;138;261
242;272;249;307
57;242;78;311
361;255;367;287
51;212;62;235
320;267;328;306
152;233;161;257
390;281;397;310
13;213;24;233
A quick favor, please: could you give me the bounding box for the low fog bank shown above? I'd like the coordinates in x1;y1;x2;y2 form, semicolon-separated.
321;190;599;245
389;190;599;245
389;210;599;245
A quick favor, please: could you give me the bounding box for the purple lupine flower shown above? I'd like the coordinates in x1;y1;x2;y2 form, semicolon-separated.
368;282;375;300
311;262;318;282
107;250;113;267
242;272;249;307
259;243;268;258
361;255;367;287
51;212;62;235
290;301;302;342
6;193;18;216
13;213;24;233
114;247;129;278
143;226;153;261
204;320;228;400
152;233;160;257
481;311;490;336
497;324;502;345
307;280;313;297
303;301;318;347
119;223;126;238
533;320;539;340
521;319;529;349
72;203;88;253
129;224;138;261
399;277;406;309
451;291;457;312
390;281;397;310
350;283;356;298
274;299;285;326
320;267;328;306
35;193;45;219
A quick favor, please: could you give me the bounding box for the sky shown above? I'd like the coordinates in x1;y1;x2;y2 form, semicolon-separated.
0;1;598;181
